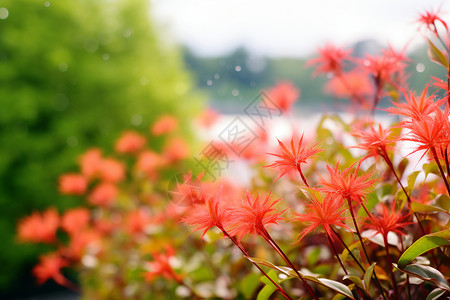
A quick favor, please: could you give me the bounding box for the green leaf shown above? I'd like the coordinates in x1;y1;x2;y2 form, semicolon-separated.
248;257;355;299
363;263;376;292
395;263;450;292
257;270;278;300
240;273;261;299
257;283;277;300
411;202;450;216
343;275;364;289
435;194;450;211
423;162;439;178
426;288;446;300
407;171;420;194
398;229;450;268
427;38;449;68
341;239;365;263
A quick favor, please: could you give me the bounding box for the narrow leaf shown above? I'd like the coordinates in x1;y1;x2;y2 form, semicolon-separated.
395;263;450;292
411;202;450;216
427;38;449;68
247;257;355;299
343;275;364;289
426;288;446;300
398;229;450;268
258;270;278;300
363;263;376;292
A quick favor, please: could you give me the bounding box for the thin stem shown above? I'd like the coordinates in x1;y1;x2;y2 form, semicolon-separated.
346;198;372;264
297;165;310;187
221;229;293;300
442;148;450;180
431;147;450;195
383;235;399;300
325;233;348;275
383;152;430;237
331;228;388;300
382;154;411;204
262;229;319;300
400;237;412;300
331;226;365;273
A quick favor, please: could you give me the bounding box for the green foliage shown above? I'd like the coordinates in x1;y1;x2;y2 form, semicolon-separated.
398;230;450;269
0;0;201;294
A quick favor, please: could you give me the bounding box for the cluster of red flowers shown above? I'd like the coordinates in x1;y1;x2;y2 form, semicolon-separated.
16;7;450;300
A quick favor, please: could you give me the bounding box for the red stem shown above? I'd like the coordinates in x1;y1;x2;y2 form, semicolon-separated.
220;229;293;300
261;228;319;300
383;235;399;300
297;165;310;187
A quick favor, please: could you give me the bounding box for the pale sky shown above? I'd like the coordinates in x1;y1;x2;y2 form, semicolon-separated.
152;0;447;57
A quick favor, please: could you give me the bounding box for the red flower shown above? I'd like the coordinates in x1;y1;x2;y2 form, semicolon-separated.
61;208;90;236
351;123;398;160
265;135;322;182
293;195;349;242
88;182;118;207
58;173;87;195
432;76;449;95
125;208;153;234
363;51;407;87
115;131;146;154
136;150;161;178
170;172;207;207
364;201;412;240
307;43;352;76
324;71;373;106
385;84;444;119
183;189;231;238
151;115;178;136
18;208;59;243
63;230;102;260
417;8;448;33
98;158;125;183
318;163;377;205
228;192;284;240
265;82;300;112
33;253;69;285
163;137;189;163
401;106;450;158
79;148;103;180
145;246;182;283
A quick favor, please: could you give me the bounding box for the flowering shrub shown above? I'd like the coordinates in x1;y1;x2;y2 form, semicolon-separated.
17;8;450;300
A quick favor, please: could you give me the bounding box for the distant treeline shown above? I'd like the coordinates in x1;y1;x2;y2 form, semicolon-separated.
182;40;447;108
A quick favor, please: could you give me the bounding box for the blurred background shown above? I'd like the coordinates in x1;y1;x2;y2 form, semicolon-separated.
0;0;447;298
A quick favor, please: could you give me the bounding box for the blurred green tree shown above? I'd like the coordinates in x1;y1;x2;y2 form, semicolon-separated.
0;0;201;296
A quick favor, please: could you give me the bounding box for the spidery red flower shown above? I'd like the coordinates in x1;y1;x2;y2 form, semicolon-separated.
417;8;448;33
145;246;182;283
385;84;444;119
318;163;377;206
228;192;284;240
58;173;87;195
61;208;90;236
33;253;69;286
364;201;412;240
401;106;450;159
115;131;146;154
306;43;352;76
182;189;231;238
18;208;59;243
351;123;398;160
265;82;300;112
293;195;349;242
266;135;322;183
